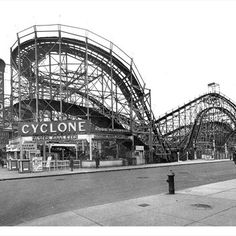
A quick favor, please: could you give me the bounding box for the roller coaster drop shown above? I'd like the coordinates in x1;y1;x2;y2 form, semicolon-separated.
156;90;236;161
9;25;236;162
10;24;167;162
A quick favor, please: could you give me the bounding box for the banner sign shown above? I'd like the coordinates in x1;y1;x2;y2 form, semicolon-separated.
33;134;79;142
94;127;130;134
32;156;43;172
18;120;91;136
9;137;21;145
6;144;20;152
135;146;144;151
93;134;130;140
0;59;5;127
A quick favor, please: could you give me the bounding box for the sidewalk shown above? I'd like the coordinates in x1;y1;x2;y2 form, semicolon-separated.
0;159;230;181
17;178;236;226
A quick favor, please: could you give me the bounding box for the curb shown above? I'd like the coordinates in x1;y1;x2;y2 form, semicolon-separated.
0;159;231;181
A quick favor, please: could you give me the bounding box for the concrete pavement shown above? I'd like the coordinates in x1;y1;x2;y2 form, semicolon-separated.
17;178;236;226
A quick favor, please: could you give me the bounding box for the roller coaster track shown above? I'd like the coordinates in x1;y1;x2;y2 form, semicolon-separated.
10;25;168;154
13;98;125;129
155;92;236;153
37;75;132;128
184;106;236;150
156;92;236;123
12;36;150;120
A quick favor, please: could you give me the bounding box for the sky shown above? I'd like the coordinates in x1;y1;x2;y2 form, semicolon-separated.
1;0;236;118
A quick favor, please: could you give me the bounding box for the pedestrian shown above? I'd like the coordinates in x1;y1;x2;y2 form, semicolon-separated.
69;155;74;171
79;151;85;168
233;152;236;165
0;158;4;168
94;148;100;168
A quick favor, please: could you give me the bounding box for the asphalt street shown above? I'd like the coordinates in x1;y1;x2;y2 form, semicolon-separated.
0;161;236;226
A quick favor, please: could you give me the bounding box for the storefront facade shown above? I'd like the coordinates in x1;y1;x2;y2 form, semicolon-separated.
6;119;145;170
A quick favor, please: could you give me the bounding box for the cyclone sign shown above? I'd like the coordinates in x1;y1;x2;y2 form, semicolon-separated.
18;120;91;136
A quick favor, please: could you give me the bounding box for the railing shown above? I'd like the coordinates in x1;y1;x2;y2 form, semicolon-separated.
42;160;70;171
156;91;236;121
42;160;81;171
13;24;146;92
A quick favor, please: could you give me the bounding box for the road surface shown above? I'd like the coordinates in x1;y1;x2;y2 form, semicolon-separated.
0;161;235;225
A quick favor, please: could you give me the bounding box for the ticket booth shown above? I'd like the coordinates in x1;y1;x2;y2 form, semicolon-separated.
6;142;21;170
18;159;31;173
8;159;19;171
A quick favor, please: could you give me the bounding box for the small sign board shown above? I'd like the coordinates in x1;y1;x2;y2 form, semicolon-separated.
22;142;37;151
6;144;20;152
6;144;11;152
32;156;43;172
202;154;213;160
135;145;144;151
22;161;30;171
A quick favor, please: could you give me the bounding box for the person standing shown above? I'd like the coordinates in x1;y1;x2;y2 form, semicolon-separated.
94;148;100;168
0;152;3;168
79;151;85;168
69;155;74;171
233;151;236;165
0;158;4;168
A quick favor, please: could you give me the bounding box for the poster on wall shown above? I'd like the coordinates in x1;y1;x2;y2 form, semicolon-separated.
32;156;43;172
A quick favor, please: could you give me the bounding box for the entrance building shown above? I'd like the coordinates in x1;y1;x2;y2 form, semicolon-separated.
6;119;142;169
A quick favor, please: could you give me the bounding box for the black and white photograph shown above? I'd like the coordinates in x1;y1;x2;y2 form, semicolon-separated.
1;0;236;235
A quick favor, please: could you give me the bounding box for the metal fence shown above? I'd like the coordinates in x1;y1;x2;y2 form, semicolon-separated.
42;160;81;171
42;160;70;171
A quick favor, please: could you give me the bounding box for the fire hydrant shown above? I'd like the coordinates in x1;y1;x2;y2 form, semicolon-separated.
167;170;175;194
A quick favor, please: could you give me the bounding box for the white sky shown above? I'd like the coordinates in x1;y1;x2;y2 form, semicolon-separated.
1;0;236;118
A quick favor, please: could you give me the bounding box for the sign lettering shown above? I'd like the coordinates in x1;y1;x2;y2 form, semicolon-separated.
22;142;37;151
18;120;90;136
